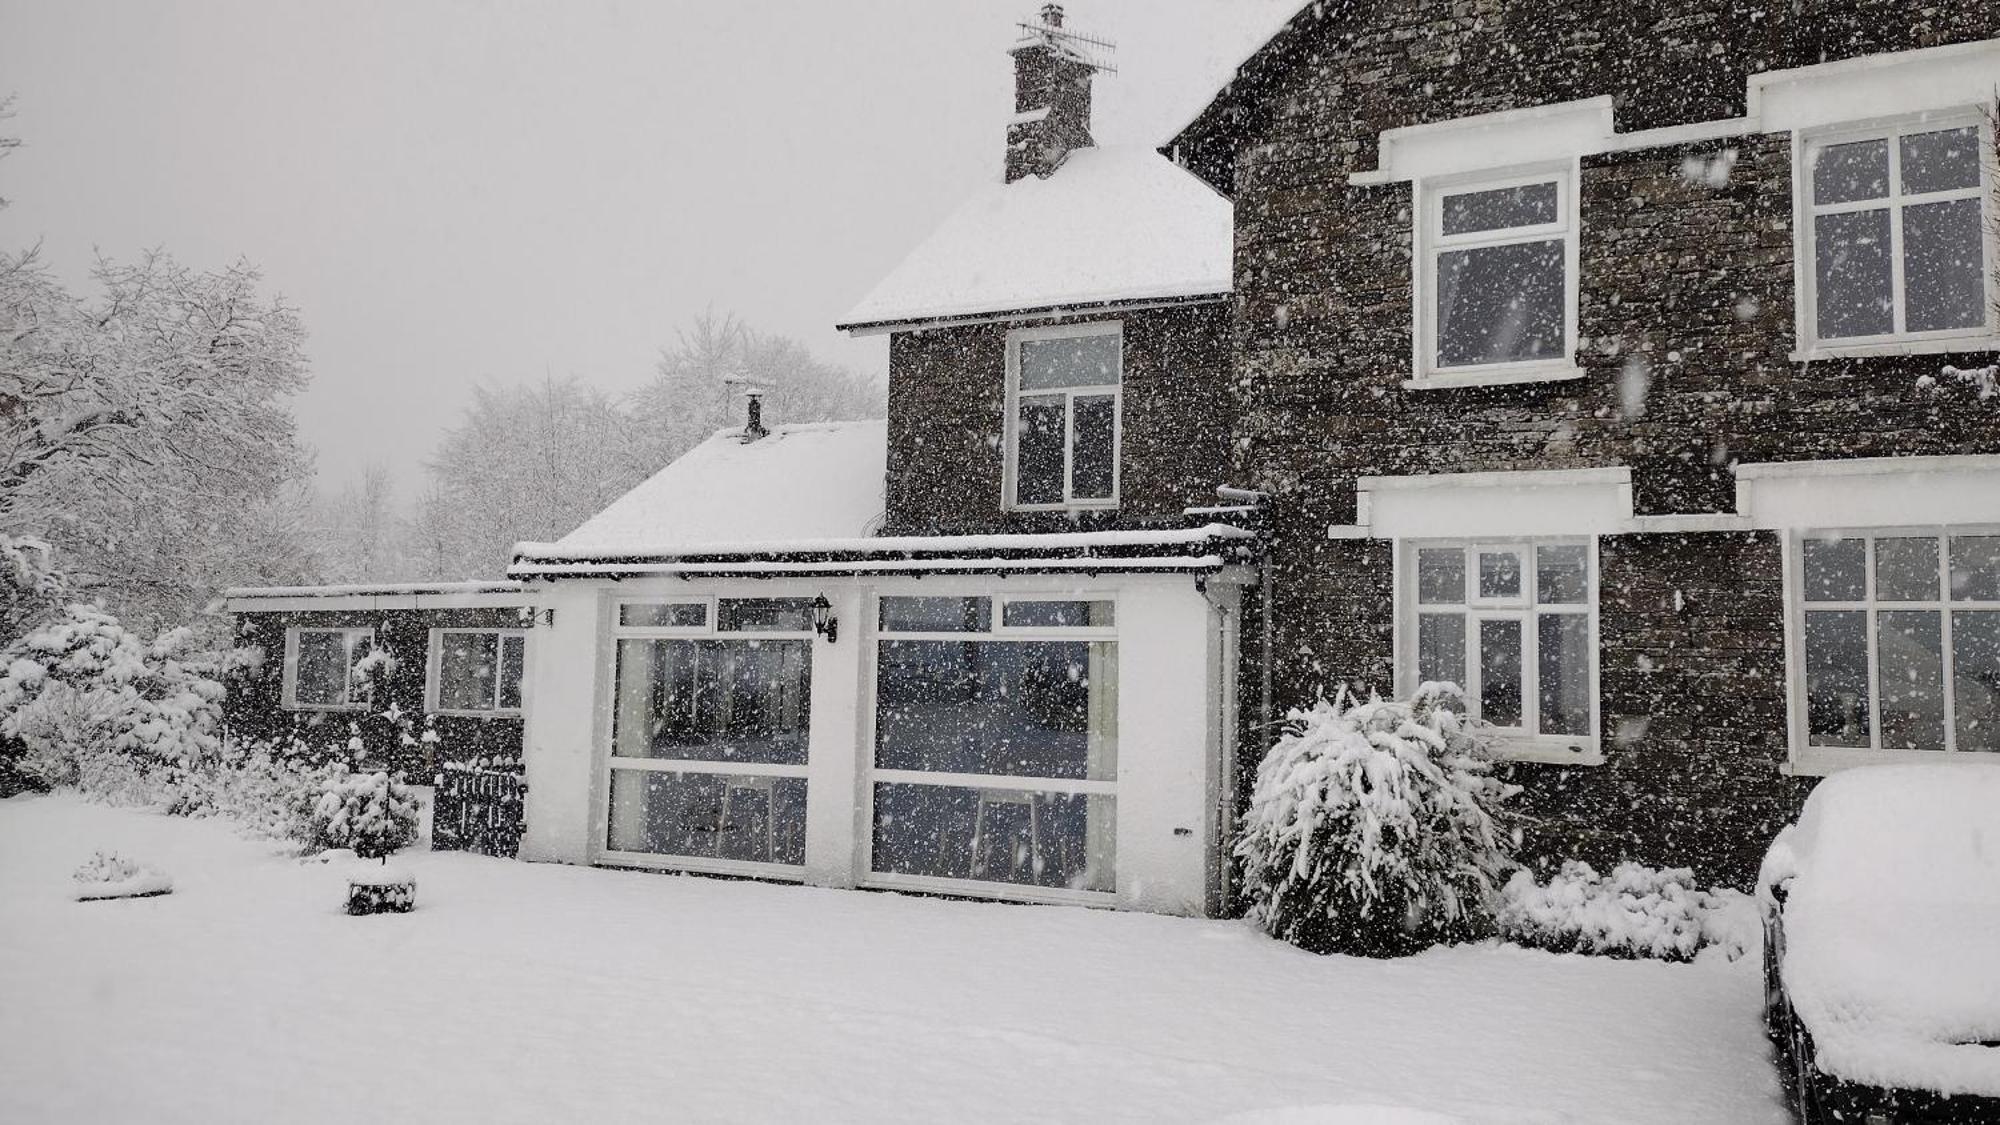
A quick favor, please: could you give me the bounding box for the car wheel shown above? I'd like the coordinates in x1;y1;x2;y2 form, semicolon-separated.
1789;1016;1825;1125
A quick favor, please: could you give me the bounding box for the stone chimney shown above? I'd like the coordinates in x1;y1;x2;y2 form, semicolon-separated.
1005;4;1108;183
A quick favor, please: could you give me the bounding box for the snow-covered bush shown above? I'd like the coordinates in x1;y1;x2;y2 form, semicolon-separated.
71;850;173;900
303;766;421;859
172;731;335;840
1496;861;1755;962
1236;684;1518;957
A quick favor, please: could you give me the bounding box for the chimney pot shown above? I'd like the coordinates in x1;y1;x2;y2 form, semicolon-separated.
1041;3;1063;28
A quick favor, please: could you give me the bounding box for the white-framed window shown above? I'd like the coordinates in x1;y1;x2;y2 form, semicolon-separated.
1398;540;1598;762
602;597;818;874
1790;528;2000;764
282;626;375;711
426;629;527;716
1800;115;1996;350
1004;322;1121;510
1415;166;1581;386
865;592;1118;898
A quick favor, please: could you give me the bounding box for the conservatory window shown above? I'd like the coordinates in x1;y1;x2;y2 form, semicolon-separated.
603;599;814;870
1405;542;1595;747
285;627;375;710
1803;119;1994;346
1796;531;2000;755
428;629;526;715
1420;170;1577;381
1006;323;1121;510
868;594;1117;895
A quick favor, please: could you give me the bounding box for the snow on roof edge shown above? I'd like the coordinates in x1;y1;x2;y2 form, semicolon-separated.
511;523;1256;567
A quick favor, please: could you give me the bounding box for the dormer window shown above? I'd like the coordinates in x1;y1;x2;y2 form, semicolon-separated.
1802;118;1994;350
1414;168;1581;388
1005;323;1121;510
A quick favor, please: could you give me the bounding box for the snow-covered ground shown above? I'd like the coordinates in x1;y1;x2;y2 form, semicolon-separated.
0;794;1786;1124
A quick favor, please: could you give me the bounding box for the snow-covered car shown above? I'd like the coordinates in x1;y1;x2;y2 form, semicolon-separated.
1759;764;2000;1124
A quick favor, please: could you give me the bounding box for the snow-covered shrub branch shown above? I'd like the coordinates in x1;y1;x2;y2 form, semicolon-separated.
1236;684;1519;957
1496;861;1756;962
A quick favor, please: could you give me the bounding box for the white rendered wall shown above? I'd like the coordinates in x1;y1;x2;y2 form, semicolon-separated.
520;581;609;865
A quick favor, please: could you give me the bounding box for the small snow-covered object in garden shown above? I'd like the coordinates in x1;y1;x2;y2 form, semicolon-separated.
344;865;416;915
1497;860;1754;962
71;850;172;901
1760;763;2000;1106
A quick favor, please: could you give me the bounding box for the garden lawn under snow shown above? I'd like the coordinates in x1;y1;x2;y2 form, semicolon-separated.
0;795;1786;1124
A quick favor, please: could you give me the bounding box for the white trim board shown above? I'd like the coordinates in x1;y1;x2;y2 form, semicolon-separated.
1736;456;2000;530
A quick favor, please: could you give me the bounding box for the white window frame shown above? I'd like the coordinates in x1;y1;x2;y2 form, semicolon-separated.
860;590;1120;905
1794;111;1999;358
281;626;375;712
1410;163;1585;390
1003;321;1123;512
1784;525;2000;773
1393;538;1601;765
597;595;818;879
424;628;528;718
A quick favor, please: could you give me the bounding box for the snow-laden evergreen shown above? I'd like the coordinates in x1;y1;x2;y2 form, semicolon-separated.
1235;684;1517;957
303;767;421;860
1496;861;1756;962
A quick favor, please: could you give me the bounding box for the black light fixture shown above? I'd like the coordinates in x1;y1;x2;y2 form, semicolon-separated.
811;594;838;644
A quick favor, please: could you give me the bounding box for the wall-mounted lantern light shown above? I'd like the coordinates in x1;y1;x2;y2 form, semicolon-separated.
811;594;838;644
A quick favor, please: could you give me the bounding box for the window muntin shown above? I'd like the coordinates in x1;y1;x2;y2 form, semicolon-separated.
868;594;1117;894
1006;325;1121;510
287;627;374;710
432;629;526;714
1797;530;2000;755
1424;171;1575;376
603;599;815;870
1805;121;1993;345
1408;542;1594;741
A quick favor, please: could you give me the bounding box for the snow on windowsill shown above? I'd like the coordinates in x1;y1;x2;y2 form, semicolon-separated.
1402;362;1588;392
1790;335;2000;363
1779;746;1998;777
1492;737;1604;767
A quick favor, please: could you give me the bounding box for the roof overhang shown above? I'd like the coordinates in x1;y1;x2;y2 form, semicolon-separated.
836;290;1230;338
221;581;534;614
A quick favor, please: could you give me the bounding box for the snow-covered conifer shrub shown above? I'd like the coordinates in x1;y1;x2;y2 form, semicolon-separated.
1495;860;1755;962
303;766;421;859
71;850;173;901
1235;685;1518;957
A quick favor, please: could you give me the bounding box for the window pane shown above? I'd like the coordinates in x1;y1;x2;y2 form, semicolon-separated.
716;598;815;632
498;635;525;710
294;630;353;706
1812;138;1889;204
1952;611;2000;753
1537;613;1591;737
1435;239;1567;367
871;783;1114;892
607;770;807;866
1071;394;1117;501
1417;548;1465;605
880;596;991;633
438;632;500;711
1814;208;1894;339
1001;600;1115;628
611;639;811;764
1019;333;1120;391
1949;536;2000;601
1900;127;1981;195
1441;181;1558;235
875;639;1116;780
619;603;707;629
1877;610;1945;751
1537;544;1589;605
1802;537;1867;602
1805;610;1870;747
1478;618;1523;727
1875;536;1941;602
1903;198;1986;334
1015;394;1066;505
1417;613;1466;689
1478;550;1522;600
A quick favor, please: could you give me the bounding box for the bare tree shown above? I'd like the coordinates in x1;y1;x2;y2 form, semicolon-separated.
0;95;18;210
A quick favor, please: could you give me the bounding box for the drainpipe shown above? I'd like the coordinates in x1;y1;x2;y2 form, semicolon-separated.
1211;485;1274;918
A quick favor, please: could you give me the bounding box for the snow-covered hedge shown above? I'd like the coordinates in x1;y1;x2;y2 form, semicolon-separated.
303;767;421;859
1496;861;1755;962
1236;685;1518;957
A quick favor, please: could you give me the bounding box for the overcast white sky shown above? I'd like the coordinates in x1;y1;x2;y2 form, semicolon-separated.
0;0;1297;492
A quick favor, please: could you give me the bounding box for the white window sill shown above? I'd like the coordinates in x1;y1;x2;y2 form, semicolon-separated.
1492;737;1603;766
1403;363;1588;391
1791;335;2000;362
430;708;524;720
284;703;370;714
1779;746;1995;777
1007;502;1121;514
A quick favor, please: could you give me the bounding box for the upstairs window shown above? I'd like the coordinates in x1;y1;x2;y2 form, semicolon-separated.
285;626;374;710
1804;119;1994;346
1420;170;1578;383
1006;324;1120;510
430;629;526;715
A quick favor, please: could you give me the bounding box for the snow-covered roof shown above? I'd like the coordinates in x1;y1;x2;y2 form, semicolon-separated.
837;146;1232;332
221;581;532;613
1760;763;2000;1097
529;420;889;560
